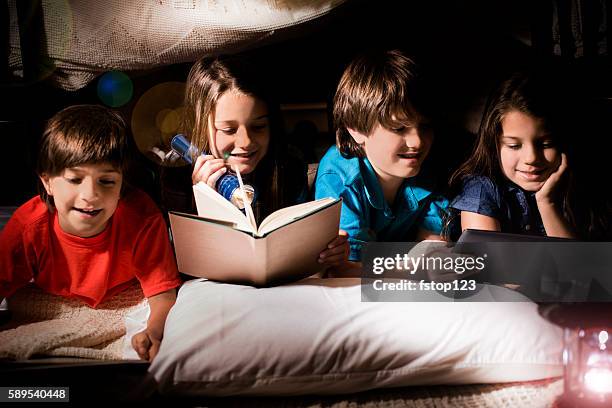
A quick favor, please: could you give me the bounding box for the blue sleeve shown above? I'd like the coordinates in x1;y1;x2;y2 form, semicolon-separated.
417;194;449;234
450;176;501;219
315;173;372;261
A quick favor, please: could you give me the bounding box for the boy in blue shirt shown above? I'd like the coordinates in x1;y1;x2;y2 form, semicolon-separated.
315;50;448;269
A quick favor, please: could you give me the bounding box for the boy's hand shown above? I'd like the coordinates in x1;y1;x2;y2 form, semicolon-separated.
131;329;161;362
318;230;349;266
136;289;176;362
536;153;567;205
192;154;228;188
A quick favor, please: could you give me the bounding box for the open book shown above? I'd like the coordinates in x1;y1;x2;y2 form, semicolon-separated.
169;182;341;286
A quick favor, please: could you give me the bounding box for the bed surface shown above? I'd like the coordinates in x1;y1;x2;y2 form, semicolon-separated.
186;379;563;407
0;358;562;407
0;358;150;404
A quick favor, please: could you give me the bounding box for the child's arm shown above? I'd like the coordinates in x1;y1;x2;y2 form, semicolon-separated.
452;176;502;234
535;154;575;238
416;195;450;240
326;261;363;278
131;288;176;361
460;211;501;232
315;171;370;262
537;203;575;238
416;228;446;241
319;229;360;277
0;210;36;302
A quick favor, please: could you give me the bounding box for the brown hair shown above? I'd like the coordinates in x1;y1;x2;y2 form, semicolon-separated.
37;104;128;208
447;70;597;237
449;71;567;186
182;56;303;219
333;50;430;158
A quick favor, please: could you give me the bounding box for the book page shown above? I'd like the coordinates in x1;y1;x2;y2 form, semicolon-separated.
263;198;341;282
193;182;253;233
234;166;257;232
258;197;338;236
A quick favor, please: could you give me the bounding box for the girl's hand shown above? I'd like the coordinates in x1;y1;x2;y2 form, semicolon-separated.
536;153;568;205
131;329;161;362
318;229;349;266
192;154;228;188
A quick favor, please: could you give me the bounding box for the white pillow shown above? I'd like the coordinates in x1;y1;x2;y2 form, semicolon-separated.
150;278;562;396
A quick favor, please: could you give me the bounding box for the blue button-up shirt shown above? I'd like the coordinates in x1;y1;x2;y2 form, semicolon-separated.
450;175;546;236
314;146;448;261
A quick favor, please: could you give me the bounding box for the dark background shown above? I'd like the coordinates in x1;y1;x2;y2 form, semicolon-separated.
1;0;611;211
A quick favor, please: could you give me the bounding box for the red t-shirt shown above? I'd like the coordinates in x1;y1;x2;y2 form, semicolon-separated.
0;189;181;307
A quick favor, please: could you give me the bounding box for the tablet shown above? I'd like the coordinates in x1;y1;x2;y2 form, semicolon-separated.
453;229;578;301
456;229;575;244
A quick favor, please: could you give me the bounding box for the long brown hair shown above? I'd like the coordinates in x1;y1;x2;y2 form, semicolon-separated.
449;70;599;237
182;56;302;218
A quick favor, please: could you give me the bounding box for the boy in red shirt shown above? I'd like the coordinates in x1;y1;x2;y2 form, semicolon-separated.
0;105;181;361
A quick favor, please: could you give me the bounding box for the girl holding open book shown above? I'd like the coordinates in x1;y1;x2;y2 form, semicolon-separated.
175;55;349;267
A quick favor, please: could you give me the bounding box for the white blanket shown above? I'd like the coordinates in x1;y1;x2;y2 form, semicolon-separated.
8;0;347;90
0;283;147;360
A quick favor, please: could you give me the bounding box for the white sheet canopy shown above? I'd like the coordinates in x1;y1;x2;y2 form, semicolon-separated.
8;0;347;90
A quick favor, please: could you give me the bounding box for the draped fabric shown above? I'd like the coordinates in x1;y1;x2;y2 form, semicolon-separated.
532;0;609;58
7;0;347;90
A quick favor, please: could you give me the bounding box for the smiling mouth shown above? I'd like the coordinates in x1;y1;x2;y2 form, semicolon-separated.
397;152;421;160
230;151;257;159
74;208;102;216
516;169;546;180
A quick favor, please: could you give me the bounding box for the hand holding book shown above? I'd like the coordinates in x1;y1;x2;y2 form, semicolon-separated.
234;165;257;232
318;229;349;266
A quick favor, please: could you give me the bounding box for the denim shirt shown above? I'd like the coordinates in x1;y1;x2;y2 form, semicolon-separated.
314;146;448;261
450;175;546;236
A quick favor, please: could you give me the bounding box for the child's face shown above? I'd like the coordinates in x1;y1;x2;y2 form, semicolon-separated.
40;162;123;237
210;91;270;175
499;110;561;192
351;120;433;183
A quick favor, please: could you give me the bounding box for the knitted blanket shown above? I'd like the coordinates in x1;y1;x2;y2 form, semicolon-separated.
0;283;147;360
7;0;346;90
